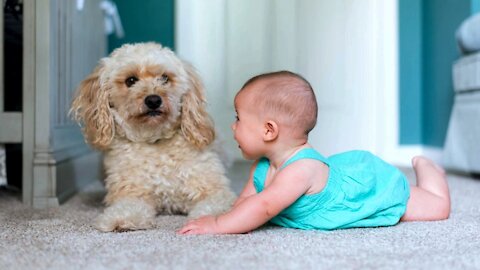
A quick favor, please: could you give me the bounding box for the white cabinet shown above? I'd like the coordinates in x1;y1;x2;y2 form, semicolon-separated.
0;0;105;207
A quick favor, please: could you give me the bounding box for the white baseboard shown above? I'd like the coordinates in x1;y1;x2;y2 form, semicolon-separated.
383;145;444;167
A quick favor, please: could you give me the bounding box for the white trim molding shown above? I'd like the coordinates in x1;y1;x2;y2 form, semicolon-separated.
22;0;105;207
384;145;444;167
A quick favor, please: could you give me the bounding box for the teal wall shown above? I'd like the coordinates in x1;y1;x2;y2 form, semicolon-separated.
422;0;470;146
399;0;471;147
473;0;480;13
108;0;175;53
399;0;423;144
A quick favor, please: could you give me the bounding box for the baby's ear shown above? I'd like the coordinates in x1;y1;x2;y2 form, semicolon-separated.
263;120;279;142
70;64;115;150
180;62;215;149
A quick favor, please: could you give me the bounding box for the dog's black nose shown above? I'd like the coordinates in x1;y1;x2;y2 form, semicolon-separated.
144;95;162;109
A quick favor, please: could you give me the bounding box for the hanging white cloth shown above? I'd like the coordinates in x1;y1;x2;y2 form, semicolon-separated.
100;0;125;38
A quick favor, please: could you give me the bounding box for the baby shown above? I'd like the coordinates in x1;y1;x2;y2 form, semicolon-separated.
178;71;451;234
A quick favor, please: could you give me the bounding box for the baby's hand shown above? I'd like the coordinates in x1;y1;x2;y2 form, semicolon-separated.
177;215;219;235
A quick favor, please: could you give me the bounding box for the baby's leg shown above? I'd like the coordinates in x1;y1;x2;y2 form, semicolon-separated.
401;156;450;221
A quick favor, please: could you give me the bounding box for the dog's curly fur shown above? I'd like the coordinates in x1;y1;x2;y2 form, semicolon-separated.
71;42;236;232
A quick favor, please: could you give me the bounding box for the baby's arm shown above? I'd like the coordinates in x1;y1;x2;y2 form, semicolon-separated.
178;162;313;234
232;161;259;207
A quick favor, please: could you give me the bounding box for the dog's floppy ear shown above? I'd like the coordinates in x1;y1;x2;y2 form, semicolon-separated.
70;64;115;150
181;63;215;149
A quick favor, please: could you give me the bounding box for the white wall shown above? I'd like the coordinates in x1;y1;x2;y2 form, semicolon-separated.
176;0;404;164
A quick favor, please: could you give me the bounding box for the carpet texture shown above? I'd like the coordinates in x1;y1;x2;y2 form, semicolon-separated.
1;162;479;270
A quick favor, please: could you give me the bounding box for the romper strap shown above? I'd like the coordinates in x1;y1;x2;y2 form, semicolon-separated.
253;158;270;192
280;148;328;170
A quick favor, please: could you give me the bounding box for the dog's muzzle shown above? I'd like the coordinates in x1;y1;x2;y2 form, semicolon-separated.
144;95;163;117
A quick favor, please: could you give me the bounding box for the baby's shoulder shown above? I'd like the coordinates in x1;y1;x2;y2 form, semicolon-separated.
282;158;328;178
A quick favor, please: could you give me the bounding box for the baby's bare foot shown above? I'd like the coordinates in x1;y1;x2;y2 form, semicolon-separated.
412;156;446;175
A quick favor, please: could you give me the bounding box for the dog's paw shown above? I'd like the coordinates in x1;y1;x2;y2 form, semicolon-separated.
93;197;156;232
94;213;155;232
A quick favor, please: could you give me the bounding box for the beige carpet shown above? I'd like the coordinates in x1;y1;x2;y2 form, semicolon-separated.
1;162;480;270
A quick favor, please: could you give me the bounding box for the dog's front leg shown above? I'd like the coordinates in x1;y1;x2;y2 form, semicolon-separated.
94;197;156;232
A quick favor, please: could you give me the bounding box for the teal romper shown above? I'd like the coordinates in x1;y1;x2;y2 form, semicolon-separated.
253;148;410;230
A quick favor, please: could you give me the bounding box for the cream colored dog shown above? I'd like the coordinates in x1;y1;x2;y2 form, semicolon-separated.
71;42;236;232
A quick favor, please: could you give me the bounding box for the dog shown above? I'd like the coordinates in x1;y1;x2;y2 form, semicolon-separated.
71;42;236;232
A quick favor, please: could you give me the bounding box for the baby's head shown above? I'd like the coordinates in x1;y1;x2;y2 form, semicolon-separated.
236;71;317;137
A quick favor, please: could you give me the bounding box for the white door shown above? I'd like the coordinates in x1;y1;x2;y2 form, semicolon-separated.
176;0;398;161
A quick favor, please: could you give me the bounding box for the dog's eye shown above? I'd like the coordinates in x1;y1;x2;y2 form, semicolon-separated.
125;76;139;87
160;74;169;84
